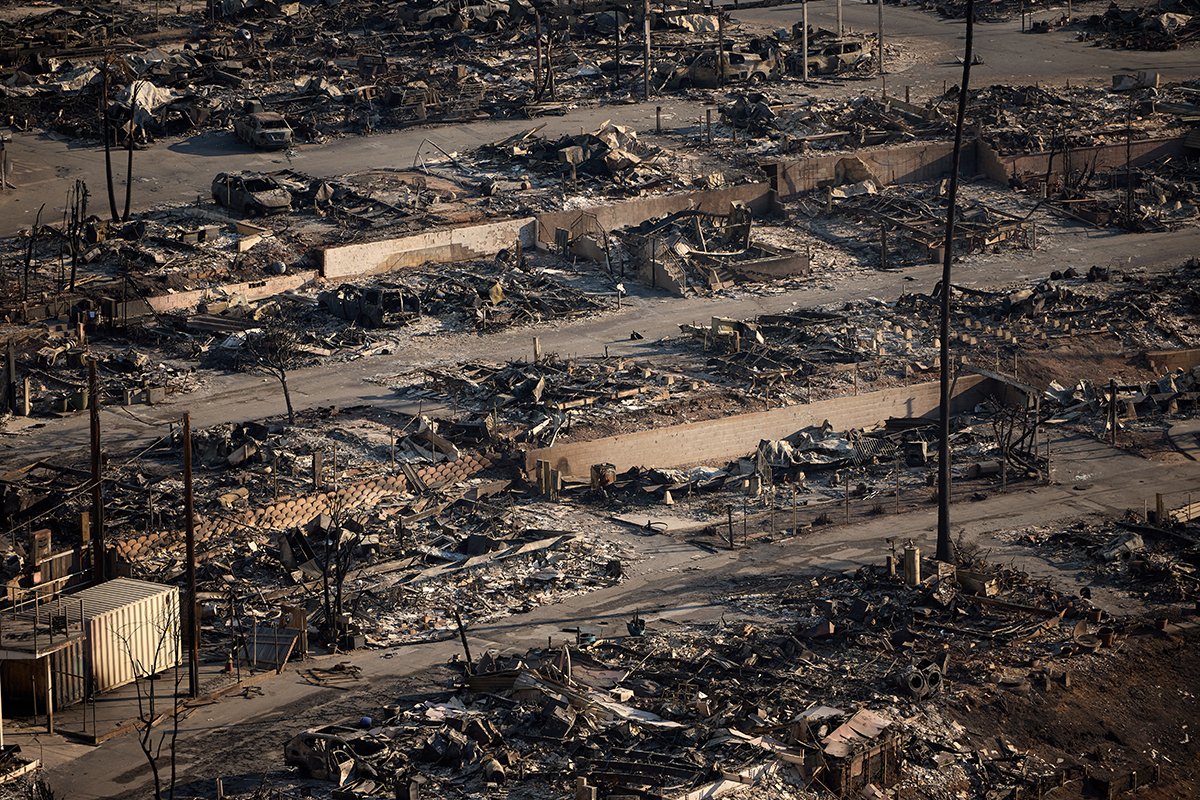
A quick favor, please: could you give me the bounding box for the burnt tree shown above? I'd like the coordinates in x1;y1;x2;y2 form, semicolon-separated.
241;322;302;425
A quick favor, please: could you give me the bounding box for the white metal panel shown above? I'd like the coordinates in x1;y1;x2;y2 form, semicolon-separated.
83;581;180;694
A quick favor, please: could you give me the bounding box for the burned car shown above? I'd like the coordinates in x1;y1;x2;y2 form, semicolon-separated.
676;48;784;89
787;32;872;76
211;172;293;216
234;111;293;150
284;724;388;785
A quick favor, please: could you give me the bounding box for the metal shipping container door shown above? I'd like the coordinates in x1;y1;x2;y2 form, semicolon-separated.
88;584;181;694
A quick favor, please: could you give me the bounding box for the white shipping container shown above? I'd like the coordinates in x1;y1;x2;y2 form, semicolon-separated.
60;578;181;695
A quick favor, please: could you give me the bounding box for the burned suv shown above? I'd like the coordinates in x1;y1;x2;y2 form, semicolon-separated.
234;111;293;150
211;172;292;216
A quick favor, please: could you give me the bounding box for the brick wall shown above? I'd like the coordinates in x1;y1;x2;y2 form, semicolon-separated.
526;375;996;477
113;453;494;563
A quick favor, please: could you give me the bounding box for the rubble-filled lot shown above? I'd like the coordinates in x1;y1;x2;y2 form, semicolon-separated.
2;2;1200;797
997;514;1200;606
964;83;1194;155
363;260;1200;451
203;538;1200;800
1082;1;1200;50
0;0;890;146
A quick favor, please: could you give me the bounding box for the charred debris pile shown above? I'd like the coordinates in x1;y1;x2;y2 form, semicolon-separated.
245;552;1179;800
0;405;630;652
1001;514;1200;606
1081;2;1200;50
1;0;878;145
312;251;612;336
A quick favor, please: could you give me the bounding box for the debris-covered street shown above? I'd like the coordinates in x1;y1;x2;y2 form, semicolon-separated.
0;0;1197;798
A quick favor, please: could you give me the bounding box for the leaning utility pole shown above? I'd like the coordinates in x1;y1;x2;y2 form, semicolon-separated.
89;359;105;580
182;412;199;698
122;82;138;221
936;0;976;564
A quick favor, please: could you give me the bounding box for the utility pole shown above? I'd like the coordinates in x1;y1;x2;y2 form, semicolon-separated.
4;341;15;415
844;471;850;523
801;0;809;83
1124;95;1133;227
122;82;137;221
88;360;105;581
643;0;651;101
101;63;119;221
614;15;622;92
936;0;976;565
717;9;725;88
183;412;199;698
877;0;885;76
0;137;10;192
837;0;843;36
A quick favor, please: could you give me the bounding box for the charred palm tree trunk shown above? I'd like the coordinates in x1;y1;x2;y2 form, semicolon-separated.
102;65;120;221
123;83;138;220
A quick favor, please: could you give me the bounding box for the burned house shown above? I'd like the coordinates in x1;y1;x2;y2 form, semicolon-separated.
621;203;810;295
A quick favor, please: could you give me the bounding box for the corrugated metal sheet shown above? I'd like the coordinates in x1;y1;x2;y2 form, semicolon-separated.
246;625;301;672
84;580;180;693
51;639;86;708
852;436;899;466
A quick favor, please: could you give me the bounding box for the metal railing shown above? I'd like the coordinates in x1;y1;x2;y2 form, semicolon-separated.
0;594;85;654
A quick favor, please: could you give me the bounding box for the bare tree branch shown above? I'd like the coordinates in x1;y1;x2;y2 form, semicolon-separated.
240;321;305;425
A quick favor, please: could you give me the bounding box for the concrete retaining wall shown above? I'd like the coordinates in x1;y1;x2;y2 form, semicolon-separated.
526;374;996;477
730;250;811;279
770;141;974;198
320;186;778;278
147;271;318;313
535;183;776;245
321;218;537;279
978;136;1188;184
1146;347;1200;373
